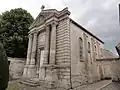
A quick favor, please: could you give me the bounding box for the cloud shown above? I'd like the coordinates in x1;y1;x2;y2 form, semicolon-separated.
76;0;120;54
64;0;120;54
0;0;70;18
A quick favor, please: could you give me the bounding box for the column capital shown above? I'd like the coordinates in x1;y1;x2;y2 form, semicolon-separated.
45;25;50;30
51;21;58;26
28;34;33;38
33;31;39;37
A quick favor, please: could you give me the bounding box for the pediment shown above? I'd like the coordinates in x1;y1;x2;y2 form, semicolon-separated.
29;8;70;30
29;14;45;29
29;10;56;29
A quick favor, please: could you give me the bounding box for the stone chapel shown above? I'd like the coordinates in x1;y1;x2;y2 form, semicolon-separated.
22;7;106;89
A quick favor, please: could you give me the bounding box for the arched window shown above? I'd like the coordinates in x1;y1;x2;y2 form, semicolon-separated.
94;45;97;57
88;42;90;53
94;45;96;52
79;38;83;60
100;48;103;57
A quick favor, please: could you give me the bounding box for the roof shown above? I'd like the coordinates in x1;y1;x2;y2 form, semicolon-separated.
70;19;104;44
102;49;118;58
116;43;120;56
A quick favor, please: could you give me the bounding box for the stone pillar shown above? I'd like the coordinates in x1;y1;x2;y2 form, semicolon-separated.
44;26;50;64
26;34;33;65
50;22;57;65
27;32;38;78
23;34;33;77
30;32;38;64
45;22;58;89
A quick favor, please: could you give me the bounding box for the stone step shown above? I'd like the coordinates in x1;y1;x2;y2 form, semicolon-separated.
19;78;40;87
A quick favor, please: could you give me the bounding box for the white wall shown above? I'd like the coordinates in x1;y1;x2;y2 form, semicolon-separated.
70;22;104;87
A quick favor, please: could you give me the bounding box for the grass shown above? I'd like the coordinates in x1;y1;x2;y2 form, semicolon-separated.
7;87;18;90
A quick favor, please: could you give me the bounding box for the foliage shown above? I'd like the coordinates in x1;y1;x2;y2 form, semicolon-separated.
0;42;9;89
0;8;34;58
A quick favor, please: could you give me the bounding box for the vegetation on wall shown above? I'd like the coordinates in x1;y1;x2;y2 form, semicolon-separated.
0;8;34;58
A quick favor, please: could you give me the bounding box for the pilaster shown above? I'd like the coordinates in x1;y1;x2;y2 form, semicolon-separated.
83;33;89;81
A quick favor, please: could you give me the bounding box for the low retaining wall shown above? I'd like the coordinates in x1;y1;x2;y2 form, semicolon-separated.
96;58;120;81
8;57;26;80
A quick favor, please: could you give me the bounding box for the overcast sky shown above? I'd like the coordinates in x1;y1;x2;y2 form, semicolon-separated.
0;0;120;55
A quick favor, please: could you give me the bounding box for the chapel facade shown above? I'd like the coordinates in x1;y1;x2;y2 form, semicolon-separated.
22;7;104;89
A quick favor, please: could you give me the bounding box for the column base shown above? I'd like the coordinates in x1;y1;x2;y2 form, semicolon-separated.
44;64;58;89
23;65;29;77
27;64;37;78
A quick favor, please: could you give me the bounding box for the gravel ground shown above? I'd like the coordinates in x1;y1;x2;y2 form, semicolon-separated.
7;80;44;90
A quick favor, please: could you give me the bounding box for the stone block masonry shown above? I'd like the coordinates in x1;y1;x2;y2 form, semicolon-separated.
8;57;25;80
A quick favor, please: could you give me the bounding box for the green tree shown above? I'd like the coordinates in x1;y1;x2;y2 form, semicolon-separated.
0;8;34;58
0;42;9;90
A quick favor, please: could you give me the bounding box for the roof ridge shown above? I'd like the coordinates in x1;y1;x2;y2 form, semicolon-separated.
70;18;104;44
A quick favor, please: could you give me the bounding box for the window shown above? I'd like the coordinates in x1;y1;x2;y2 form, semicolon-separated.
94;45;97;57
79;38;83;61
88;42;90;53
100;48;103;57
94;45;96;52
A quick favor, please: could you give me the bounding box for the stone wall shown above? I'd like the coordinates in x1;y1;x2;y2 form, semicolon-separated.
69;20;120;89
56;17;71;88
70;21;104;88
69;58;120;90
8;57;25;80
95;58;120;81
110;58;120;81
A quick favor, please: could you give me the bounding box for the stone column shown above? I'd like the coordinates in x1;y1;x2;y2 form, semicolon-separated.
30;32;38;65
44;26;50;64
23;34;33;77
50;22;57;65
26;34;33;65
27;32;38;78
45;22;58;88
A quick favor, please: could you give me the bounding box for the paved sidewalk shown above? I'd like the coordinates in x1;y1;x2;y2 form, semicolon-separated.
74;80;112;90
